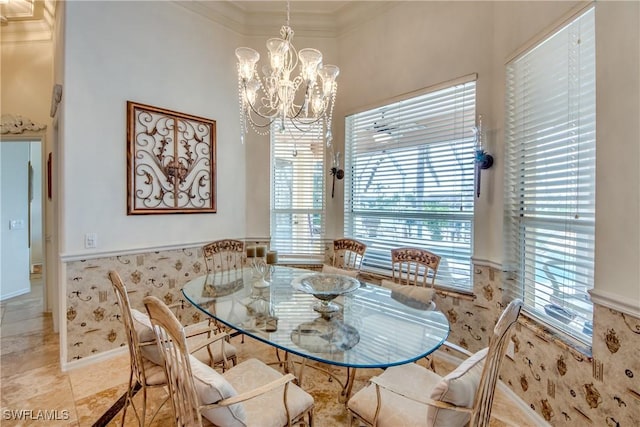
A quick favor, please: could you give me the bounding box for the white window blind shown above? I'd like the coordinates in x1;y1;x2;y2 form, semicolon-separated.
345;78;476;290
270;123;325;259
504;7;595;343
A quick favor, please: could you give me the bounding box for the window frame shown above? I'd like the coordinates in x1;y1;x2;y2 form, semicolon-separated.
270;122;326;261
344;75;477;291
503;5;596;344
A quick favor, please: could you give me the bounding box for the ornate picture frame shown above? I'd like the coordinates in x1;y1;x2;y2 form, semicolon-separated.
127;101;216;214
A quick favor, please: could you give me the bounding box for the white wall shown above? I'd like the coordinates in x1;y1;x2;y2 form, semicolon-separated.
592;0;640;307
60;1;246;256
1;142;31;299
323;0;640;307
58;0;640;306
490;0;640;308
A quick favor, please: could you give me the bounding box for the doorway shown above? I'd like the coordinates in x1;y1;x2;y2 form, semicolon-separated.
0;138;44;301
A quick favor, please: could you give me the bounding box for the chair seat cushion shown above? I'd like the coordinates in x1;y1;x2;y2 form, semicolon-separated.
131;309;164;366
348;362;442;427
190;356;247;426
185;322;238;366
132;309;236;367
380;281;436;310
349;347;488;427
427;347;488;426
223;358;314;427
322;264;359;278
140;358;167;386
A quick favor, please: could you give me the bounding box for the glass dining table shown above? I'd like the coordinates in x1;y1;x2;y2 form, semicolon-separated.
182;265;450;401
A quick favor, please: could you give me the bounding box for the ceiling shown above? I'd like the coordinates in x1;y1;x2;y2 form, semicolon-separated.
0;0;55;42
0;1;394;43
175;1;395;38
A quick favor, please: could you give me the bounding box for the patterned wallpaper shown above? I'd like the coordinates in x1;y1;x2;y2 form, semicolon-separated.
431;266;640;427
64;248;639;425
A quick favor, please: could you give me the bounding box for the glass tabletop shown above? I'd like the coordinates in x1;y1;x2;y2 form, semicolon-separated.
182;265;450;369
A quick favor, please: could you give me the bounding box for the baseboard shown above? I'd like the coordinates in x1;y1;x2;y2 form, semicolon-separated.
432;348;550;427
0;287;31;301
61;346;127;372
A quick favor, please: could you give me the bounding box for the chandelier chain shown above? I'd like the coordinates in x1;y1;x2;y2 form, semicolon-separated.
286;1;290;28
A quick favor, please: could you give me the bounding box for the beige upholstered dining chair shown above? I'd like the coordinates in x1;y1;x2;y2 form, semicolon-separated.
202;239;245;273
143;295;315;427
379;247;441;309
347;299;523;427
109;271;237;426
389;247;441;287
202;239;247;342
325;238;367;275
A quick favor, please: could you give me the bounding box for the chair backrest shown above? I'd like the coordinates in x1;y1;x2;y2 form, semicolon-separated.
108;271;149;386
332;238;367;270
143;295;203;427
470;299;523;427
202;239;244;273
390;247;441;287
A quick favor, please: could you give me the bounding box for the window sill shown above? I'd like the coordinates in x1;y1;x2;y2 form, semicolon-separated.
359;269;476;301
518;311;593;359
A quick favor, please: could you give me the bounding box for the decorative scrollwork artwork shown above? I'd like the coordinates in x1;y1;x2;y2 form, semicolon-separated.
0;114;46;134
127;101;216;214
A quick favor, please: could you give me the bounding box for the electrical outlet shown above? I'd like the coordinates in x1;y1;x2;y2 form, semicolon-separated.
85;233;97;249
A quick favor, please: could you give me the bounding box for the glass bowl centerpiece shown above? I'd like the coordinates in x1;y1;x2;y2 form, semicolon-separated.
292;273;360;314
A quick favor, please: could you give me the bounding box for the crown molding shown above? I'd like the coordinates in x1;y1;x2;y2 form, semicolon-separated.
174;1;395;39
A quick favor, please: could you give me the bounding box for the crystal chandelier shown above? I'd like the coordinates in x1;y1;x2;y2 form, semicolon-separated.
235;2;339;146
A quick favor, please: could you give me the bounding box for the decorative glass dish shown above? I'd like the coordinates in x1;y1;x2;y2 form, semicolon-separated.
292;273;360;314
291;317;360;353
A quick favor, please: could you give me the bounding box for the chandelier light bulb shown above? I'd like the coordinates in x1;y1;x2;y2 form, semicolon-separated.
319;65;339;97
266;38;289;72
235;47;260;81
298;48;323;84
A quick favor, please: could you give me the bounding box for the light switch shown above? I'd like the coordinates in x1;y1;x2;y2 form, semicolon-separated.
85;233;97;249
9;219;25;230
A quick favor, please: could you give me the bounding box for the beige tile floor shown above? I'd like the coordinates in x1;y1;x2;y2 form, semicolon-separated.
0;281;537;426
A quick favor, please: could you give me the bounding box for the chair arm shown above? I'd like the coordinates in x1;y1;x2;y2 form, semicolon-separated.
369;376;473;413
167;300;222;337
187;332;230;355
200;373;297;409
184;321;219;338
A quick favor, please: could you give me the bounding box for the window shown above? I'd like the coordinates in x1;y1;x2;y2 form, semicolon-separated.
345;77;476;290
504;7;595;343
270;123;325;260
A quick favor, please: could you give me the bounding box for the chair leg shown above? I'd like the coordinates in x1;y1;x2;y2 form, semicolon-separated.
121;372;135;427
140;383;147;427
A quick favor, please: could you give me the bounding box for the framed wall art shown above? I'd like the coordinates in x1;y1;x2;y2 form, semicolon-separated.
127;101;216;214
